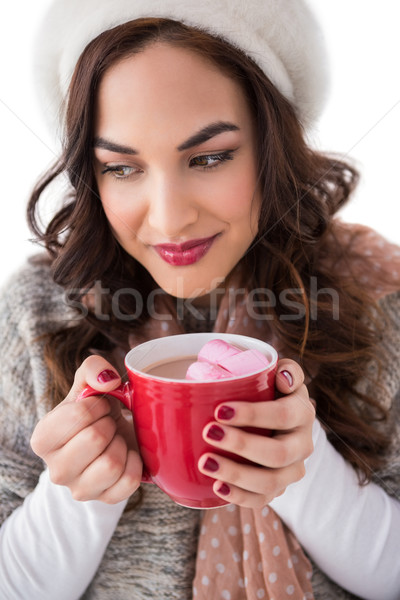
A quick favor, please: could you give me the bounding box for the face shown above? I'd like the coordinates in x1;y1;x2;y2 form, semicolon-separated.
93;42;261;300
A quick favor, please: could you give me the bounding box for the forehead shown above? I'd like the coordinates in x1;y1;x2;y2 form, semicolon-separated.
94;42;253;139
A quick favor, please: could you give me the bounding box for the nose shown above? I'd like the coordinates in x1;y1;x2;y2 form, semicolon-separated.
147;173;199;238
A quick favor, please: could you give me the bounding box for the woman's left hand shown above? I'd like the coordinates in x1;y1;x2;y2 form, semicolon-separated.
198;358;315;508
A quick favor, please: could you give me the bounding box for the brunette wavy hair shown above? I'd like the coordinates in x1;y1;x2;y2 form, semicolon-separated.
28;18;389;481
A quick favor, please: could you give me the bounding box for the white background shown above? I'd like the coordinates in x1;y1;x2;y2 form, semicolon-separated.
0;1;399;286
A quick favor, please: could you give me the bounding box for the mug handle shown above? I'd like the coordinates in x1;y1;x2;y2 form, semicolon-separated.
77;384;153;484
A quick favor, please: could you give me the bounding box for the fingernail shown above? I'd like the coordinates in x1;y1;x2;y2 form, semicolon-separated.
218;483;230;496
217;405;235;421
279;370;293;387
97;369;119;383
203;457;219;472
206;425;225;441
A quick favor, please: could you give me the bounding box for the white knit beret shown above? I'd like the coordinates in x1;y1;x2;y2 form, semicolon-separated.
34;0;329;134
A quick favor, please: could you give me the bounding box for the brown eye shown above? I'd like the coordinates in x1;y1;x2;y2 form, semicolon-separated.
101;165;137;179
189;151;236;170
192;156;210;167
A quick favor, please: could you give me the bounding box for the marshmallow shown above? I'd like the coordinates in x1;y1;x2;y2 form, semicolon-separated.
217;349;270;376
186;340;271;380
198;339;241;365
186;361;231;381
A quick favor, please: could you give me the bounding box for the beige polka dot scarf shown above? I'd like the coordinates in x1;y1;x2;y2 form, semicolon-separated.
136;221;400;600
193;504;313;599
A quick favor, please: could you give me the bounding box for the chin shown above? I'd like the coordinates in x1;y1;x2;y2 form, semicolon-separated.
157;273;227;301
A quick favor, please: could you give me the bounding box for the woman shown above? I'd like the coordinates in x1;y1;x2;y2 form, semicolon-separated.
0;1;399;599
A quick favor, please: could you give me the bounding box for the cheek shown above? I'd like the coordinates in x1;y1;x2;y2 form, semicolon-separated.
102;206;129;240
98;185;144;241
211;171;259;224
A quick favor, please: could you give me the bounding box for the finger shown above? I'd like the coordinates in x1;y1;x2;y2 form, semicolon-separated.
66;355;121;402
203;422;313;468
212;479;290;508
199;452;305;500
212;480;268;509
69;434;130;501
97;449;143;504
31;395;113;457
275;358;304;396
210;476;290;509
215;386;315;431
47;414;118;485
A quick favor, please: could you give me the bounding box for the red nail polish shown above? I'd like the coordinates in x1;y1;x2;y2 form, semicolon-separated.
217;406;235;420
97;369;119;383
279;370;293;387
203;457;219;472
218;483;230;496
206;425;225;441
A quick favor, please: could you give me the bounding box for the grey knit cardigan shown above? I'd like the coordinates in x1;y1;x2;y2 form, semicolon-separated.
1;258;399;599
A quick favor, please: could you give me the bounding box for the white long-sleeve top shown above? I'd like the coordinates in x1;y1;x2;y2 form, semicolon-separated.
0;470;127;599
271;418;400;600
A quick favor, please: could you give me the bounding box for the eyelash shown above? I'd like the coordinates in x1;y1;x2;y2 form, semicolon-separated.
100;165;139;180
189;150;236;170
100;149;237;180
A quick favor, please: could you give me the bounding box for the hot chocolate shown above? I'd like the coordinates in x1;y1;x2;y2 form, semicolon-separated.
143;355;198;379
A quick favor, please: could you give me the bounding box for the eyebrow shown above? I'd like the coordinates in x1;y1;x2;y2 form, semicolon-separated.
93;121;240;156
93;137;138;155
176;121;240;151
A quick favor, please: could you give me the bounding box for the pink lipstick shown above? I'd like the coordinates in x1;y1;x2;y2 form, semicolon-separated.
153;234;220;266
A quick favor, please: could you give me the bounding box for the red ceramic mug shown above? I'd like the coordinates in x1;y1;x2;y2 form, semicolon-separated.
78;332;278;509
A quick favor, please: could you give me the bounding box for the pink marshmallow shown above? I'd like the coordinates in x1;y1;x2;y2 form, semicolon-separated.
217;349;270;376
198;339;241;365
186;361;232;381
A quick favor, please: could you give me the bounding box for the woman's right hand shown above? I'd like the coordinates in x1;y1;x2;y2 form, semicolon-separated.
31;355;143;504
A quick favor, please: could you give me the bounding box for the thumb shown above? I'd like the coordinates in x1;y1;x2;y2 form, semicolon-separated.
66;355;122;402
275;358;304;396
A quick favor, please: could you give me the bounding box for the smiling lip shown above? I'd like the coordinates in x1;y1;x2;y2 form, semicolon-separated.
153;234;220;266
